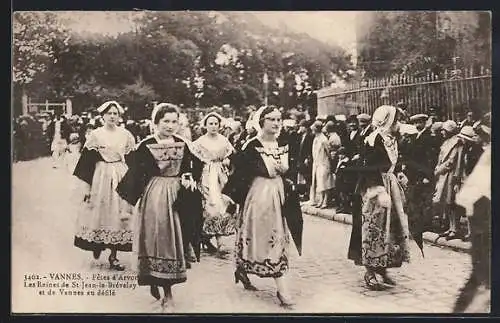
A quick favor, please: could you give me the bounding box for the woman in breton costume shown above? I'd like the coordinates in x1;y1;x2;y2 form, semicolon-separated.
348;105;414;291
223;106;303;308
116;103;203;311
73;101;136;271
191;111;237;257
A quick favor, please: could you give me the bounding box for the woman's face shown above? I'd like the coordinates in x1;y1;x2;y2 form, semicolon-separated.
261;113;282;135
102;106;119;126
156;112;179;137
205;116;220;135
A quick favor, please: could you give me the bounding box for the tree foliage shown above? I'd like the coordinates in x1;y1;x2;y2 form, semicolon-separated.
14;11;355;115
357;11;491;78
13;12;70;86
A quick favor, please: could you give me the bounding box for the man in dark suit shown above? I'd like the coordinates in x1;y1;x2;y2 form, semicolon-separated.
404;114;435;232
345;115;361;158
336;115;364;213
296;119;314;201
357;113;373;141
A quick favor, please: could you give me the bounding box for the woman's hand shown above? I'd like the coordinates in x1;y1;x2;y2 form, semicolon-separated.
377;191;392;208
181;173;197;191
275;162;288;175
83;184;91;202
397;172;409;189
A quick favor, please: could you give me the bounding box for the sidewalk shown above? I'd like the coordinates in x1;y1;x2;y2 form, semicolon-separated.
301;204;472;253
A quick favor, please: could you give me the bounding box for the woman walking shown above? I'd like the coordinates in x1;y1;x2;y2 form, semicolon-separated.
309;120;335;208
73;101;136;271
348;105;414;290
223;105;302;308
191;111;236;257
117;103;203;311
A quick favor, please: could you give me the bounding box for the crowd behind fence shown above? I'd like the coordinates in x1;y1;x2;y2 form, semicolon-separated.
317;67;492;119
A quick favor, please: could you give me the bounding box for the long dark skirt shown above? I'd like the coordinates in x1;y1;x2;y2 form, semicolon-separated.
347;194;362;265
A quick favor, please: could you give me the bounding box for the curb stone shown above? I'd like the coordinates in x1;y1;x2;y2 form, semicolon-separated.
301;205;471;253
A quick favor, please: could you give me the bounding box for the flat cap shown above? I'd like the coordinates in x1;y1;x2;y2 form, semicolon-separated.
356;113;371;122
409;114;429;123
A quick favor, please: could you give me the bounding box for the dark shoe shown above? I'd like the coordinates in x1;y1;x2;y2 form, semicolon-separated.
186;261;192;269
234;269;258;291
439;229;451;237
150;285;161;300
364;271;385;291
446;231;458;241
203;240;217;254
382;274;397;286
109;256;125;271
462;233;471;242
160;296;174;313
277;291;295;308
93;249;102;260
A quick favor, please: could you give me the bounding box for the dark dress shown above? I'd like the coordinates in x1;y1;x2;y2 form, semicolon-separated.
348;134;412;267
223;137;303;277
116;135;203;286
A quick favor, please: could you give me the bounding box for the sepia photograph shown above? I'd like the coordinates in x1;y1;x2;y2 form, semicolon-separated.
11;10;491;314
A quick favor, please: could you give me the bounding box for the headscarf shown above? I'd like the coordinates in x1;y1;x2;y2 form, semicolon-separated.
96;101;125;115
365;105;398;164
251;105;282;137
200;111;226;128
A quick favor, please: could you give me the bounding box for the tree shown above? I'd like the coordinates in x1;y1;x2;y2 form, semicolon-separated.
357;11;491;78
120;77;158;119
13;12;70;87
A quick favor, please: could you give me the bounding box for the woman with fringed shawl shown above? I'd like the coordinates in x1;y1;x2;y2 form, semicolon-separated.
190;111;237;257
73;101;136;271
116;103;203;311
223;105;302;308
348;105;416;291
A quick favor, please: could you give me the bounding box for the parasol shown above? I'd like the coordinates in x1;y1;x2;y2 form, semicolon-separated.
283;180;304;256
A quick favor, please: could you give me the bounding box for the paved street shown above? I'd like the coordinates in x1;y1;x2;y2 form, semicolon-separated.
12;157;474;314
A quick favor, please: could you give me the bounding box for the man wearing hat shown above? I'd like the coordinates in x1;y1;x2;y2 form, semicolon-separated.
427;106;444;122
404;113;436;232
296;119;314;201
336;115;364;213
456;125;483;242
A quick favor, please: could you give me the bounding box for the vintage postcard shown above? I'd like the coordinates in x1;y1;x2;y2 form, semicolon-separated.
12;11;491;314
